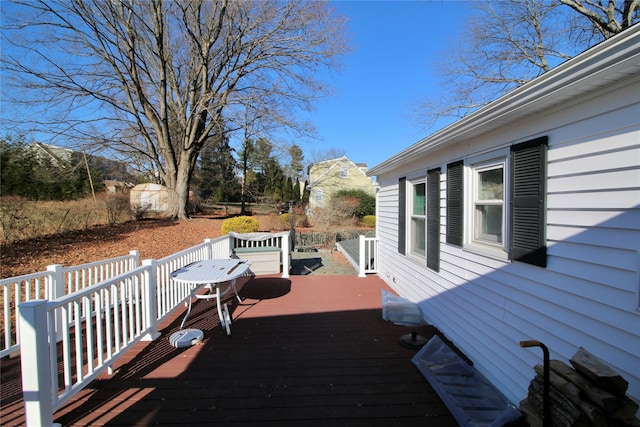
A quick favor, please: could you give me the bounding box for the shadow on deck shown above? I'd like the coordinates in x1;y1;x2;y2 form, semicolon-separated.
1;275;456;426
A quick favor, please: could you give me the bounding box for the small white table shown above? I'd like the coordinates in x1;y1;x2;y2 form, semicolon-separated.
171;259;252;335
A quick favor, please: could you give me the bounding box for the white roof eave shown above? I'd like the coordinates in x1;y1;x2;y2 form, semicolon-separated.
368;24;640;177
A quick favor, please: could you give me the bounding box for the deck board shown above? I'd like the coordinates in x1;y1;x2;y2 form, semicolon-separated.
336;238;360;270
1;274;456;426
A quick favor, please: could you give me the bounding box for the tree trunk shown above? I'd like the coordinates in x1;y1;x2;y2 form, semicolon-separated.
173;179;189;220
162;150;196;220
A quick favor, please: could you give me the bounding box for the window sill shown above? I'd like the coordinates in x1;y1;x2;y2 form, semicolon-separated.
406;252;426;266
462;242;509;262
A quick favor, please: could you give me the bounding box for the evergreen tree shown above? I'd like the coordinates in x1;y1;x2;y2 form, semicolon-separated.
293;178;301;203
284;176;294;201
302;180;310;204
1;137;37;197
194;135;240;203
288;144;304;179
238;138;256;212
0;137;103;200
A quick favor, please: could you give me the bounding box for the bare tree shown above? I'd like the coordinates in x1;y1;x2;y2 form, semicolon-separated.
560;0;639;38
2;0;348;219
416;0;638;127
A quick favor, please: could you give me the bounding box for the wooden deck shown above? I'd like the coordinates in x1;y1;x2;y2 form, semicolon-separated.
1;274;456;426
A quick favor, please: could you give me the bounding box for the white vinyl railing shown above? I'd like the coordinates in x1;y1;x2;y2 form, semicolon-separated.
0;251;139;359
229;231;291;278
13;231;292;427
61;251;139;294
151;237;231;321
1;270;53;358
19;265;157;427
358;235;379;277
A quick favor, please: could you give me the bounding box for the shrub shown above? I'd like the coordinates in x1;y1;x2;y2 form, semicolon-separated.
312;197;360;228
221;215;260;234
280;213;291;228
296;213;310;228
279;211;309;229
362;215;376;227
103;193;131;226
333;189;375;218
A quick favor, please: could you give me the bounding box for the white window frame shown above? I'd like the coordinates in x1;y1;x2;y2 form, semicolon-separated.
464;149;509;260
315;188;323;203
340;165;349;178
409;179;426;258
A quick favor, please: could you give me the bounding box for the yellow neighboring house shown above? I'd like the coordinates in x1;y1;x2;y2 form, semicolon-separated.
307;156;376;212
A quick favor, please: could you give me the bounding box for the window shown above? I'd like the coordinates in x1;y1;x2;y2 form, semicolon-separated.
444;136;547;267
396;137;546;268
340;166;349;178
410;181;426;257
471;159;505;248
315;189;323;203
399;172;440;267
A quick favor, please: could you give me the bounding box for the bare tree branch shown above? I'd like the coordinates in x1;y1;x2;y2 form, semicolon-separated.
560;0;639;36
413;0;638;130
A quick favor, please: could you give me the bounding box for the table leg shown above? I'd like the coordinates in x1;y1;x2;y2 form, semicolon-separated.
215;286;232;335
232;277;242;303
223;304;231;335
180;292;194;329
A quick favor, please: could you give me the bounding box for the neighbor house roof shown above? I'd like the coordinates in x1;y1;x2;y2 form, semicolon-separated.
309;155;370;187
368;24;640;177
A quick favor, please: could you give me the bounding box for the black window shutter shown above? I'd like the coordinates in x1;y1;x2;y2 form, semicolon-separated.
446;161;463;246
427;168;441;271
510;136;548;267
398;177;406;255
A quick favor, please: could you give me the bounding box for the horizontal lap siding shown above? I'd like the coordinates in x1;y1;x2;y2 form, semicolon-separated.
374;77;640;405
541;90;640;397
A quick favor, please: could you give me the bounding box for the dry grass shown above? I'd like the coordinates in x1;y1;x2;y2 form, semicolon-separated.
1;195;131;243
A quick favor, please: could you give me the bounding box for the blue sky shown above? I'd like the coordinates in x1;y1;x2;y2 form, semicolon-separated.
297;0;473;169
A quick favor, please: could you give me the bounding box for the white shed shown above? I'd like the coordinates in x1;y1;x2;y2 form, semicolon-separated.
129;183;170;214
368;26;640;410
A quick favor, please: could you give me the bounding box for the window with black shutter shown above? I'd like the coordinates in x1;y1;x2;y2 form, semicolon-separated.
446;161;463;246
398;177;406;255
510;137;548;267
427;168;441;271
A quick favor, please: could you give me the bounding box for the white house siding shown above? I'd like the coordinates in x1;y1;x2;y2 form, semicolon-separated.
372;69;640;405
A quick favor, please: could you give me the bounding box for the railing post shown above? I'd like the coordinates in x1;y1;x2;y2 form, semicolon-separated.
141;260;160;341
47;264;65;343
129;250;140;268
204;238;214;260
371;238;378;272
358;235;366;277
19;300;58;427
281;232;290;278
